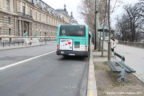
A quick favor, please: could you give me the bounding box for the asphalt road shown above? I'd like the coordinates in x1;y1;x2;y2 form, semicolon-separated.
0;41;89;96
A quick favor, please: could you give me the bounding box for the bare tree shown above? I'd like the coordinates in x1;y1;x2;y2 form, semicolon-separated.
98;0;108;25
80;0;108;31
116;0;144;42
80;0;95;32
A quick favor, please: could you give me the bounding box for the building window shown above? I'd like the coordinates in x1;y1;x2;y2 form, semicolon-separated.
17;20;20;36
7;0;10;11
39;14;41;21
0;28;1;36
30;8;32;16
22;2;25;15
46;16;48;23
35;12;37;20
8;17;11;24
8;28;11;35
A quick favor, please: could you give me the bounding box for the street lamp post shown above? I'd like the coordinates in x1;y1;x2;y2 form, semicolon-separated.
102;0;108;57
99;31;102;51
94;0;98;50
108;0;111;61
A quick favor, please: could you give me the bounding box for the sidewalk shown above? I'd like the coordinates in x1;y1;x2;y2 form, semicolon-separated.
101;41;144;83
0;41;49;51
93;50;144;96
93;51;108;62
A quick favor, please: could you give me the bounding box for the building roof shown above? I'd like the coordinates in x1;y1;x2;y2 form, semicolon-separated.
33;0;55;13
55;4;69;16
32;0;78;24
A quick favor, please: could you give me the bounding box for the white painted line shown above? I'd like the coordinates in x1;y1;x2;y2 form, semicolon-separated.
0;50;56;71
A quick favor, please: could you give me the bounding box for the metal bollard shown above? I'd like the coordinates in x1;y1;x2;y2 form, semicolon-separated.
3;42;4;47
9;42;10;47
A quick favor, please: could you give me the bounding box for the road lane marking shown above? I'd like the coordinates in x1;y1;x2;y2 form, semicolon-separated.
89;69;93;72
89;74;93;79
0;50;55;71
87;42;97;96
89;81;93;86
88;90;93;96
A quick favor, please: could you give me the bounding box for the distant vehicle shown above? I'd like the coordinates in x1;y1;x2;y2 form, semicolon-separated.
56;24;89;57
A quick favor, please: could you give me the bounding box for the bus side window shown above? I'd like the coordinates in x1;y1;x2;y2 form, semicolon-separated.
78;31;84;35
62;29;66;36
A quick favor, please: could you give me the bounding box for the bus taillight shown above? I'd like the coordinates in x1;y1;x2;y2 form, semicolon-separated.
57;45;59;50
85;45;88;51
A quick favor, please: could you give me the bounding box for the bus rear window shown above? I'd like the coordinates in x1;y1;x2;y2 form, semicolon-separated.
60;25;85;37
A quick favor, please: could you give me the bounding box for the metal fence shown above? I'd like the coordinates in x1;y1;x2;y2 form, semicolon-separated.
0;36;56;48
119;41;144;48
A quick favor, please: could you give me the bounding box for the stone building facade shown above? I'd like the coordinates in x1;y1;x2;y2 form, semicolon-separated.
0;0;77;41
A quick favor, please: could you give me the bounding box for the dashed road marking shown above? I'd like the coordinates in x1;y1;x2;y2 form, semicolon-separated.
89;81;93;86
89;74;93;78
88;90;93;96
90;69;93;73
0;50;55;71
87;43;97;96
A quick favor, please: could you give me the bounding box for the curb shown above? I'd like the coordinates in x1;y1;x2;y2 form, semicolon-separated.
134;73;144;83
87;44;98;96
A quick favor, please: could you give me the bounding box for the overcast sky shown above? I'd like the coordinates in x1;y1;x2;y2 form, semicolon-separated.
42;0;83;23
43;0;139;27
111;0;139;28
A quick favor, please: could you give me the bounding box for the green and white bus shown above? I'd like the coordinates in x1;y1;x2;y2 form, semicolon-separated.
56;24;89;57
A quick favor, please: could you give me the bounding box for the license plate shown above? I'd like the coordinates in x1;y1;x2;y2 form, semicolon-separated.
61;51;64;54
68;54;75;56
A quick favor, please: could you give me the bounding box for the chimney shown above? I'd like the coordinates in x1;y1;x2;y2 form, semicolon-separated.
64;4;67;12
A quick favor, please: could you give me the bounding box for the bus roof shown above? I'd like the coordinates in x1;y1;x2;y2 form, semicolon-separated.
59;24;87;27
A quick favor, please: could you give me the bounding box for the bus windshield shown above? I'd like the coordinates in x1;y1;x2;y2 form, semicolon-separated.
60;25;85;37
